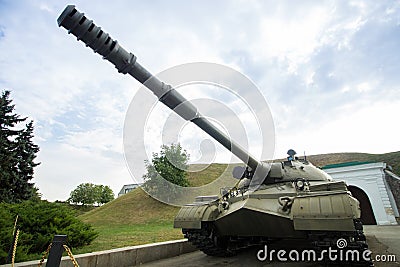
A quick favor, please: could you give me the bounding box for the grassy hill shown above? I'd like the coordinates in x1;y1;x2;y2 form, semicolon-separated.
75;189;181;254
304;151;400;175
76;151;400;253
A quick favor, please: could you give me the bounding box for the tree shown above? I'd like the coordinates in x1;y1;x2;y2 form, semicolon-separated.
68;183;97;206
0;200;98;264
0;91;40;203
68;183;114;206
143;143;190;200
97;185;115;205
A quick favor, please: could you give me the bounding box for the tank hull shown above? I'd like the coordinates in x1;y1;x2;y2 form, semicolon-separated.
175;181;360;235
214;208;305;238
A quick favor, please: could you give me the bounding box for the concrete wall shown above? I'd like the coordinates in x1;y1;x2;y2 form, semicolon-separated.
1;239;196;267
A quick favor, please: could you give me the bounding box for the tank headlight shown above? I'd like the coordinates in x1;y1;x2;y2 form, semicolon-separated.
294;178;308;191
296;180;304;188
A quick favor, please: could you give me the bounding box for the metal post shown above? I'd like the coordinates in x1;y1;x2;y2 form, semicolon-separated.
46;235;67;267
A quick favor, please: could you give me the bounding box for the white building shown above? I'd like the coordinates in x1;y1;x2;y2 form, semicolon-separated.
323;162;399;225
118;183;144;197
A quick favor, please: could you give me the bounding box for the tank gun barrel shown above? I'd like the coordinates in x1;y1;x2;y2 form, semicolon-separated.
57;5;264;173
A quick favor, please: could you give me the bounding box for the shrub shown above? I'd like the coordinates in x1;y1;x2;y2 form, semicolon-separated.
0;200;98;264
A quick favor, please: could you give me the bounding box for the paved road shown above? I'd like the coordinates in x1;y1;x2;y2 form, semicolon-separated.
141;225;400;267
364;225;400;267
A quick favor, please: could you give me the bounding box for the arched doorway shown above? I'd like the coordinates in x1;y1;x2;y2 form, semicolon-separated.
348;185;377;225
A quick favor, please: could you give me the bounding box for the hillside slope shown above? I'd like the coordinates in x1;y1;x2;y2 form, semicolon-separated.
80;188;179;225
302;151;400;174
76;189;181;253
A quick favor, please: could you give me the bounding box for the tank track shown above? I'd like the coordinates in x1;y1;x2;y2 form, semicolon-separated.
184;220;372;266
183;225;237;257
309;219;373;266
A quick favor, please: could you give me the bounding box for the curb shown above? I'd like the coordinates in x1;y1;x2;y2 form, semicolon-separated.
2;239;197;267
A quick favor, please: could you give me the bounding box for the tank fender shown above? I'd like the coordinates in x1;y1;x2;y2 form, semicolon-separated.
291;192;360;231
174;204;219;229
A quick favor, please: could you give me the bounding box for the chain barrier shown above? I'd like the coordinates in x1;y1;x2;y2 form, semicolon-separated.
9;215;78;267
37;243;80;267
63;245;79;267
11;229;19;267
12;215;18;237
38;243;52;267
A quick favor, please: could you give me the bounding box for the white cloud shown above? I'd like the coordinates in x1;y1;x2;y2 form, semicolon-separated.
276;99;400;156
259;6;331;72
34;143;131;201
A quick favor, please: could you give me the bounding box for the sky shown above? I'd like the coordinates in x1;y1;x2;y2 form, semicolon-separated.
0;0;399;201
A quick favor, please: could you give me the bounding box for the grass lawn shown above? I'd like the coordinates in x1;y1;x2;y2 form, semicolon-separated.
74;222;183;254
72;188;182;254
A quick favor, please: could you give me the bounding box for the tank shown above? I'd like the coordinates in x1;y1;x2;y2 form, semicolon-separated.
57;5;371;265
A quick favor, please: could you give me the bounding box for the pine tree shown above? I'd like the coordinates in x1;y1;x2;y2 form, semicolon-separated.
14;121;40;199
0;91;40;203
